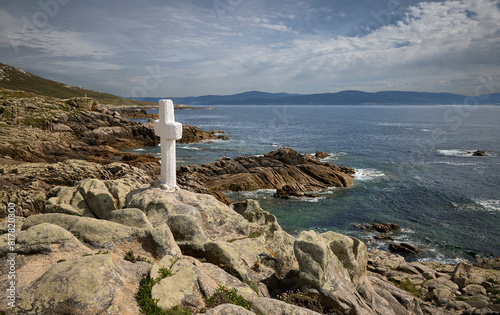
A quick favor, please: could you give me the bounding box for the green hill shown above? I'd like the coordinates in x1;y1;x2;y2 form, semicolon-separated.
0;62;153;106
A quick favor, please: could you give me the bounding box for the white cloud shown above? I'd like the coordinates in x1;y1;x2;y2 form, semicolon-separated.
6;27;114;59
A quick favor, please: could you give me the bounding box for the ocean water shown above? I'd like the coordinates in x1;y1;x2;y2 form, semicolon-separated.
128;105;500;263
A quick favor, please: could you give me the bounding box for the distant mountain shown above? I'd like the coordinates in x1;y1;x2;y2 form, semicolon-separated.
133;91;300;105
0;62;153;105
134;90;500;105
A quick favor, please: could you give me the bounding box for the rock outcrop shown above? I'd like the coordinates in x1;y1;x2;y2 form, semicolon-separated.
178;147;354;195
0;160;157;218
1;179;499;314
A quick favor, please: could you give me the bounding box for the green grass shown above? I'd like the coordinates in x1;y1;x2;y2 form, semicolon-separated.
248;230;262;238
205;285;252;310
390;278;422;297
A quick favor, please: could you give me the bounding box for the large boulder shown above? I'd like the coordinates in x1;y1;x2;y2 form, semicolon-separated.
46;178;143;220
108;208;153;229
294;230;418;315
0;223;76;256
21;213;180;258
17;254;146;314
126;187;249;241
150;255;258;310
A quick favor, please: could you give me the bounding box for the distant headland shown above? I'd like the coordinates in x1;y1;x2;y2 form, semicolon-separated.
134;90;500;106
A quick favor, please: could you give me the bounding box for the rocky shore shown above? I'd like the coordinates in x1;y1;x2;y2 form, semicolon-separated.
0;92;228;217
1;179;498;314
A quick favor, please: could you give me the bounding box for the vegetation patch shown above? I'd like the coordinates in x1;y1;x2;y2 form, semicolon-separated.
205;285;252;310
248;230;262;238
136;258;188;314
280;290;339;314
390;278;422;297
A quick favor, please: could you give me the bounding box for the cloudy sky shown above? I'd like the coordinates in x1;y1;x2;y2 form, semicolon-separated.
1;0;499;97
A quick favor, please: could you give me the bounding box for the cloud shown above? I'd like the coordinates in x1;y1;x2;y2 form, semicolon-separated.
162;0;500;95
5;27;114;59
1;0;499;96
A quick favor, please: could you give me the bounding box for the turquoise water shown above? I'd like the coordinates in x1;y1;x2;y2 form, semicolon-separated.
129;105;500;263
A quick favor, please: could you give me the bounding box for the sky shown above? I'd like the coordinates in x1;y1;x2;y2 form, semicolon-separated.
0;0;500;98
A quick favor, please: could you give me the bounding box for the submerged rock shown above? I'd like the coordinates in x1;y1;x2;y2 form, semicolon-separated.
472;150;488;156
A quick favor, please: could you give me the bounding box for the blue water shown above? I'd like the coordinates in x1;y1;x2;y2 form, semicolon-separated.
129;105;500;263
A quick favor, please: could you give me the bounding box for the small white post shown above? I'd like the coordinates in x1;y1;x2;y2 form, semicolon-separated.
154;99;182;191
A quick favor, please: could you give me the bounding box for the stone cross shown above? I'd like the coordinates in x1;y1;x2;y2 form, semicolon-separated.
154;99;182;191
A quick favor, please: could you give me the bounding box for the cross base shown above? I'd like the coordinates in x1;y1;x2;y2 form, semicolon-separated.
150;180;180;192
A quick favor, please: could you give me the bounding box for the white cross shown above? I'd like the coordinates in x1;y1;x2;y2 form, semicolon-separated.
154;99;182;191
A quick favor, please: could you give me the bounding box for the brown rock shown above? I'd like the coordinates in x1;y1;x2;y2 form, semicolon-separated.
374;234;394;241
315;151;329;159
453;261;472;288
179;124;230;144
475;256;500;270
388;242;419;254
372;222;401;233
177;147;354;195
353;222;401;234
273;185;320;199
472;150;488;156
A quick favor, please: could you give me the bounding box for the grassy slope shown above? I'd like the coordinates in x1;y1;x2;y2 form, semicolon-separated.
0;62;154;106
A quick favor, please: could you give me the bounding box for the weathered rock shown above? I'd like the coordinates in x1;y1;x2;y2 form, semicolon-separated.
151;255;205;310
373;222;401;233
167;214;210;256
77;179;117;219
0;223;76;257
21;213;180;257
367;249;406;275
423;277;459;293
472;150;488;156
66;97;98;110
178;147;354;195
453;261;473;288
389;242;419;254
274;185;320;200
1;160;156;218
126;187;249;240
17;254;144;314
199;262;258;299
109;208;153;229
204;241;253;282
45;178;144;219
251;297;322;314
51;123;73;132
206;304;255;315
353;222;401;234
430;285;454;305
178;124;231;143
294;230;396;314
315;151;329;159
463;284;487;296
475;256;500;270
151;254;258;311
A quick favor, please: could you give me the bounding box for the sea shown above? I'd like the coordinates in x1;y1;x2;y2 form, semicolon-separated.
126;105;500;264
